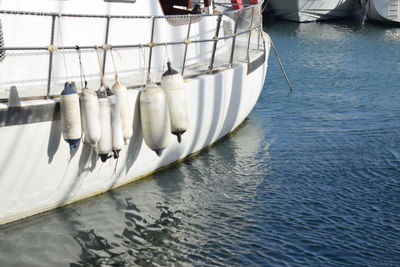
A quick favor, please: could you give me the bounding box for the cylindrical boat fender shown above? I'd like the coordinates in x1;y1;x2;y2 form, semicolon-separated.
111;81;133;145
107;89;124;159
97;90;112;162
161;62;189;143
60;82;81;151
79;87;101;146
140;84;171;156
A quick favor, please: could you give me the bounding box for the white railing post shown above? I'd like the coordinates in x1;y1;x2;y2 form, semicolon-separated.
208;14;223;73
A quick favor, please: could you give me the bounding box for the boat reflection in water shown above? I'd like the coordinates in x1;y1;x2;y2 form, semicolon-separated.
0;117;268;266
269;0;356;22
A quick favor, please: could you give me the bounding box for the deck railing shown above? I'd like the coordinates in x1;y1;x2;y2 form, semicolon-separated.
0;2;265;102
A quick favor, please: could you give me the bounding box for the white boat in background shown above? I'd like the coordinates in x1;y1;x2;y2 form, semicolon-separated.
269;0;356;22
0;0;270;225
360;0;400;25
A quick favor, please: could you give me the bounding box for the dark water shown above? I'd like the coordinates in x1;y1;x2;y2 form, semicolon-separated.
1;20;400;266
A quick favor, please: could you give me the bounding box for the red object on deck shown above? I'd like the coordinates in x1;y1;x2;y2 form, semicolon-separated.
249;0;259;3
232;0;244;10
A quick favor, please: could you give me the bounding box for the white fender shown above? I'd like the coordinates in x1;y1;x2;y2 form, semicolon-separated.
108;89;124;158
139;84;171;156
60;82;81;151
79;87;101;146
97;91;112;162
112;82;133;145
161;62;189;143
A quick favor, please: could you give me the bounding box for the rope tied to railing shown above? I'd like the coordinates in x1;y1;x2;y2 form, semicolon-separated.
164;42;171;63
57;14;70;82
110;47;122;83
75;46;87;89
162;42;172;74
95;45;108;89
139;44;148;86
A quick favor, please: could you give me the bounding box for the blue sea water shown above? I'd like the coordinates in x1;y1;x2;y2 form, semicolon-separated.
0;20;400;266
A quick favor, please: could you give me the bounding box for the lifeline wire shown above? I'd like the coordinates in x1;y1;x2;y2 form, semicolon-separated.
270;37;293;92
57;14;70;82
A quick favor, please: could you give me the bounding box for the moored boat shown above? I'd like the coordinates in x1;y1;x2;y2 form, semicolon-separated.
360;0;400;25
269;0;356;22
0;0;270;224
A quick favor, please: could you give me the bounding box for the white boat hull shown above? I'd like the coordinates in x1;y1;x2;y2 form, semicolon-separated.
0;0;269;225
270;0;355;22
364;0;400;24
0;39;270;225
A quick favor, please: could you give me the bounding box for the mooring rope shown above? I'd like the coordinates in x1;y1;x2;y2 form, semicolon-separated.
362;0;369;27
269;37;293;92
261;0;271;14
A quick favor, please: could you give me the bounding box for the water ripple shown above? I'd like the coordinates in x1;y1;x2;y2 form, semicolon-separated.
0;20;400;266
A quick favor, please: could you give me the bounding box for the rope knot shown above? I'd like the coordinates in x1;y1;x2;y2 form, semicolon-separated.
47;45;58;52
102;44;112;50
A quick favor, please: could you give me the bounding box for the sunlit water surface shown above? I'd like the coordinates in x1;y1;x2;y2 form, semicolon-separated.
0;20;400;266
